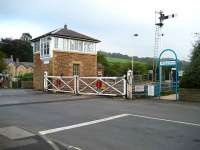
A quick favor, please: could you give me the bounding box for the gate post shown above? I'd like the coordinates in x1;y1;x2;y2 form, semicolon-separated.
123;75;127;98
44;71;48;91
74;75;79;95
126;70;133;99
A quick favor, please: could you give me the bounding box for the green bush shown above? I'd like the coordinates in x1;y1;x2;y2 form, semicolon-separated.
0;51;6;72
180;41;200;89
18;73;33;81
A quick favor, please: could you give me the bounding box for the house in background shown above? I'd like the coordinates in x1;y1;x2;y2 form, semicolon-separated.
5;56;33;77
1;56;33;88
20;33;32;42
31;25;101;90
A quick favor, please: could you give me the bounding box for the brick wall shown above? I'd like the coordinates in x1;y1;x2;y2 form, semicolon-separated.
33;51;97;90
33;53;53;90
180;88;200;101
53;51;97;76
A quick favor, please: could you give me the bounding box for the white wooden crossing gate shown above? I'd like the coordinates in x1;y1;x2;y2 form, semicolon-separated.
44;72;126;96
44;72;76;94
77;76;126;96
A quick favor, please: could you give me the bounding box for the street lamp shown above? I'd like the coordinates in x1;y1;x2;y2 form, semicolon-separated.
131;34;139;100
132;34;139;78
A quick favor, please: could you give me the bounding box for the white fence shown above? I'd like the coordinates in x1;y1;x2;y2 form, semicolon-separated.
44;72;126;96
44;72;76;94
78;76;126;96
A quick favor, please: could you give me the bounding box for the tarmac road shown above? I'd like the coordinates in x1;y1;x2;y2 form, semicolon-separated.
0;89;200;150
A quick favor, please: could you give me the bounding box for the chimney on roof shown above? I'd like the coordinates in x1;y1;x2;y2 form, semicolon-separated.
64;24;67;29
10;55;13;62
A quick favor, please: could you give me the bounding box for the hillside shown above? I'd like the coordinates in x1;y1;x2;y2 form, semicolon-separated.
100;51;189;70
106;57;131;63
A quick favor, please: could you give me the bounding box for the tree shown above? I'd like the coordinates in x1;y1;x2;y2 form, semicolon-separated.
97;51;110;75
0;51;6;72
180;41;200;88
0;38;33;62
97;51;108;67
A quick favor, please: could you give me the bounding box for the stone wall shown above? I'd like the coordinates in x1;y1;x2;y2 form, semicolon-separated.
21;81;33;89
180;88;200;102
33;51;97;90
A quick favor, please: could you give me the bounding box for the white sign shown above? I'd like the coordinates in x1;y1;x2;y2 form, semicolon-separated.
179;70;183;77
135;85;144;92
12;77;18;82
148;85;154;96
160;60;176;66
43;60;49;64
42;57;50;64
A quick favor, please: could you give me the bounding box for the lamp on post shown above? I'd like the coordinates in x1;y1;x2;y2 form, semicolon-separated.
132;33;139;100
132;34;139;79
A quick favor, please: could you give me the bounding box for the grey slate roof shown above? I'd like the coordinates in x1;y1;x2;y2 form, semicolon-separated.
31;25;101;43
4;58;14;64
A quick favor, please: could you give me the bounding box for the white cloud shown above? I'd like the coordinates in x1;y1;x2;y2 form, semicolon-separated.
0;20;46;39
0;0;199;60
90;0;200;60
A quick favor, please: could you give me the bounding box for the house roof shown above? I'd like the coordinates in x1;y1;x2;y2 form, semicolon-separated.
16;62;33;68
4;58;33;68
31;25;101;43
4;58;14;64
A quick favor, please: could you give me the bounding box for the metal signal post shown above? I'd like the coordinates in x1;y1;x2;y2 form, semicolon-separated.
153;10;176;81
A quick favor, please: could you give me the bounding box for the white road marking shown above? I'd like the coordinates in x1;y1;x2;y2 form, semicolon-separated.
39;113;200;135
128;114;200;127
68;145;82;150
39;114;130;135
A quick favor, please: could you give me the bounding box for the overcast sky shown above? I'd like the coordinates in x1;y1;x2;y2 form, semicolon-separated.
0;0;199;60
